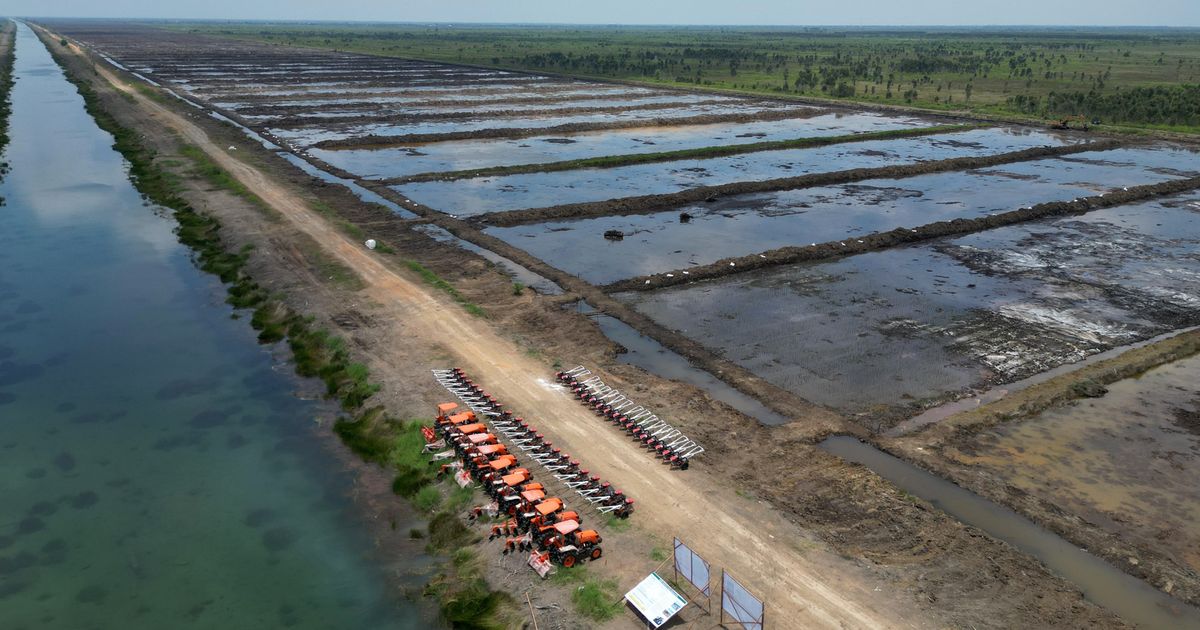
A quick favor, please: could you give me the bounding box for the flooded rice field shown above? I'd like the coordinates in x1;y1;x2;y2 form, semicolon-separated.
486;146;1200;284
399;127;1080;216
0;23;426;629
315;112;936;181
619;193;1200;414
945;354;1200;577
269;101;817;147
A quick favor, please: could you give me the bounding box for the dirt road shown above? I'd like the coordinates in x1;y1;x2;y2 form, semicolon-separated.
61;32;932;630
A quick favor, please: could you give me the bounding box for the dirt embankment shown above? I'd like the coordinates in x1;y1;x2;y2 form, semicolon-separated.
52;27;1139;629
603;174;1200;293
312;107;833;148
262;98;741;129
475;138;1125;228
231;90;689;117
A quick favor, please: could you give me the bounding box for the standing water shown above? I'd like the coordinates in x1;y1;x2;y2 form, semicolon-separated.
0;24;429;629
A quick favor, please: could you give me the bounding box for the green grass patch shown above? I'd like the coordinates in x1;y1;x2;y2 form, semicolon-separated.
413;485;442;512
571;578;624;622
650;546;668;562
404;260;487;317
310;199;367;240
446;485;477;512
178;145;277;218
0;24;16;179
427;511;476;552
605;514;632;532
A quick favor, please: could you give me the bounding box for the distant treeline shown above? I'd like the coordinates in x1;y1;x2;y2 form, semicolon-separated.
1008;85;1200;127
185;23;1200;133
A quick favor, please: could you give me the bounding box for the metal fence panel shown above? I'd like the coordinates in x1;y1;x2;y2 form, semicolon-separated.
673;537;711;596
721;570;764;630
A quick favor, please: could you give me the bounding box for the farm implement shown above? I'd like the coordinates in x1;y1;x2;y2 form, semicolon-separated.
556;366;703;469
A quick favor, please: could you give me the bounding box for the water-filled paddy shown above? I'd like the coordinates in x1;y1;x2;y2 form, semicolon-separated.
487;147;1199;284
269;102;813;146
619;194;1200;413
0;24;425;629
400;127;1078;216
314;111;935;180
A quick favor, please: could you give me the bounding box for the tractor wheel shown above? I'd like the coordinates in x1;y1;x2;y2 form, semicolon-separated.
590;547;603;560
562;554;577;568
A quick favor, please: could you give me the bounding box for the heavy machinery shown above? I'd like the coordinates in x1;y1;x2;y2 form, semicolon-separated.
538;520;603;568
1050;114;1090;131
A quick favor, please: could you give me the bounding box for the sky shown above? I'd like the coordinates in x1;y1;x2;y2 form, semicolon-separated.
9;0;1200;27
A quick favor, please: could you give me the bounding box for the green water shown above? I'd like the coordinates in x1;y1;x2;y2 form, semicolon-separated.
0;23;429;630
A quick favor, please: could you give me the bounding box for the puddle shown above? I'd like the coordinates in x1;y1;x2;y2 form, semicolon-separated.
571;302;790;425
821;437;1200;629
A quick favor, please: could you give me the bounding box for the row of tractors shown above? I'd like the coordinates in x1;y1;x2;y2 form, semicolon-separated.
430;367;632;574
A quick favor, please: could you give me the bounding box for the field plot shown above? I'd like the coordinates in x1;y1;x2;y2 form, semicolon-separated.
944;353;1200;577
401;128;1079;216
313;112;934;181
618;194;1200;416
486;146;1200;283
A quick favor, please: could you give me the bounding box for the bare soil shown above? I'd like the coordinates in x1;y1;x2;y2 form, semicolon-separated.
43;23;1135;630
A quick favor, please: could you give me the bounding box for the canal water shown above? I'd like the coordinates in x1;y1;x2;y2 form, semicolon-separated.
0;23;428;630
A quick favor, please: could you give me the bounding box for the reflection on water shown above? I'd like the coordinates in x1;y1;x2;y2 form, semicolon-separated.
487;148;1198;284
0;23;427;629
399;127;1079;216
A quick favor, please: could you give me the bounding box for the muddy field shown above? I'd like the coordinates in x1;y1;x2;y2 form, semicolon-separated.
47;19;1200;629
618;193;1200;421
948;354;1200;579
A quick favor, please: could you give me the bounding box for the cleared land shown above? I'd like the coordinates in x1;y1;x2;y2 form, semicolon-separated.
45;19;1200;629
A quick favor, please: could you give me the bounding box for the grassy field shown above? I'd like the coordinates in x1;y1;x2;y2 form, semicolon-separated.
173;23;1200;134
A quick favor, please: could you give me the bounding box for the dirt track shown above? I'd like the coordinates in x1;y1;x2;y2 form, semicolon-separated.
58;31;932;629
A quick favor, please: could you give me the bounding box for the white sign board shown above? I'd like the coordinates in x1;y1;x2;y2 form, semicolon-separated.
624;572;687;628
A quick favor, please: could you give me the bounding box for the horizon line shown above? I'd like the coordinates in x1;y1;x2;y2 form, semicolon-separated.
13;17;1200;29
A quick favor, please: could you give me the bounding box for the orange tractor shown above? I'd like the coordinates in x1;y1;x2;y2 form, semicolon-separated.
536;520;603;568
